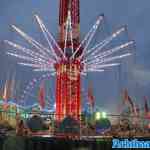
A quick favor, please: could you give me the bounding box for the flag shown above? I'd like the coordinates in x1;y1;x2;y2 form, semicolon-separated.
144;96;149;114
123;89;129;104
123;89;134;113
127;95;134;113
88;82;95;108
123;89;141;125
144;97;150;119
3;80;9;111
10;72;16;99
38;82;45;109
3;80;8;100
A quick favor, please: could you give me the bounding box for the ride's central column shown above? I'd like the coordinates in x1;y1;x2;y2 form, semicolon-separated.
55;60;82;121
59;0;80;43
55;0;82;122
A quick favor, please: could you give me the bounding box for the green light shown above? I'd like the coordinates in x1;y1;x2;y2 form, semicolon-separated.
95;112;101;120
102;112;107;118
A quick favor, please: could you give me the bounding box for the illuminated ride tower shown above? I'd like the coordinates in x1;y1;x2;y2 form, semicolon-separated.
55;0;82;121
5;0;134;126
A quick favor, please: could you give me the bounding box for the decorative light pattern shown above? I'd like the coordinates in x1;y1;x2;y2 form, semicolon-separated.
5;13;133;75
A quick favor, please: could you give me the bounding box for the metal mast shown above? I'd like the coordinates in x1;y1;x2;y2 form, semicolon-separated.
55;0;82;121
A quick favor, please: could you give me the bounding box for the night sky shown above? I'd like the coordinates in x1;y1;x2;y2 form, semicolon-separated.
0;0;150;115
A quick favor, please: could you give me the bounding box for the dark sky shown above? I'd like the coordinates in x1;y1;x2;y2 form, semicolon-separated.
0;0;150;114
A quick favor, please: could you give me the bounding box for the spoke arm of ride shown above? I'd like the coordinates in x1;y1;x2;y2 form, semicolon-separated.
84;27;126;59
11;25;53;58
7;52;51;66
33;68;56;73
84;40;134;63
34;15;66;60
18;62;54;70
34;15;59;61
84;68;105;72
64;12;70;57
64;10;74;56
68;11;74;55
4;40;56;63
80;72;87;76
87;53;131;66
87;63;120;70
78;15;104;60
83;65;104;73
71;15;104;59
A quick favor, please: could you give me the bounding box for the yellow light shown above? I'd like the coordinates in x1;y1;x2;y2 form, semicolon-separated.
102;112;107;118
95;112;101;120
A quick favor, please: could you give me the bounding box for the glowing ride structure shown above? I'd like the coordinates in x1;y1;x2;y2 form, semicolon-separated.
5;0;134;122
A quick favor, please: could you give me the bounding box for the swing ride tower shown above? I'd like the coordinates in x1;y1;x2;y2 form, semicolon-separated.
55;0;82;121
